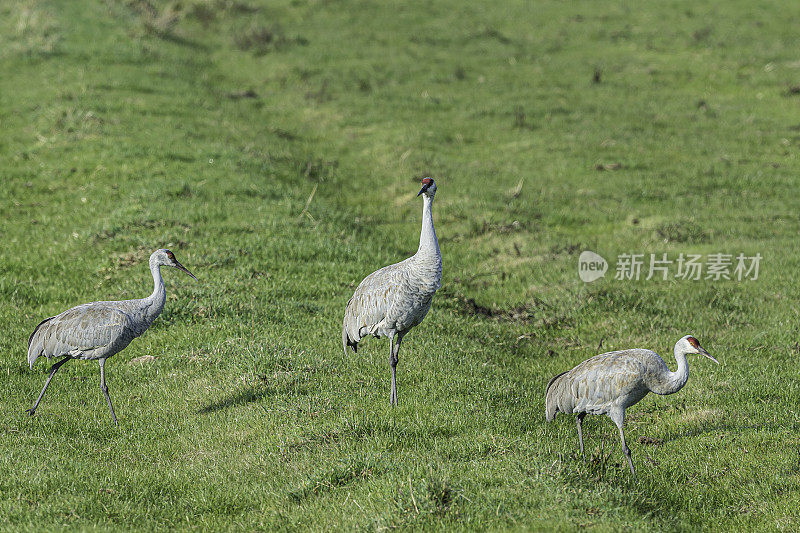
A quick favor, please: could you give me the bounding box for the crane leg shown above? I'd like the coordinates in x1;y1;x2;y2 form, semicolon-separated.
389;333;404;407
576;413;586;458
99;359;119;427
613;418;635;476
26;357;70;416
389;336;397;406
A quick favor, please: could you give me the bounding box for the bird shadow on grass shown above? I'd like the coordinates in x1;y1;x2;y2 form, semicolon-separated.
155;31;210;52
197;386;277;414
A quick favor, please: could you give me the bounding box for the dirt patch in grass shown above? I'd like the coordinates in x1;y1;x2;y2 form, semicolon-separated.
455;295;535;322
234;24;307;55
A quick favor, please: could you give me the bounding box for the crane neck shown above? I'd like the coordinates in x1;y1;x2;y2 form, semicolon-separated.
145;259;167;324
416;194;440;261
666;344;690;394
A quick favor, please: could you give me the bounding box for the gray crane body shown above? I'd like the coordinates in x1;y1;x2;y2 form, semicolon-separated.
546;349;683;422
342;178;441;405
545;336;717;475
342;251;441;346
28;294;164;368
26;249;196;425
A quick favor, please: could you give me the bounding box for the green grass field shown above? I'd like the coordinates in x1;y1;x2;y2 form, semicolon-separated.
2;0;800;530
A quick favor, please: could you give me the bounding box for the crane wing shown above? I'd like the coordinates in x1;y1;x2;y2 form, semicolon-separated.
569;352;648;413
342;258;410;351
28;303;136;368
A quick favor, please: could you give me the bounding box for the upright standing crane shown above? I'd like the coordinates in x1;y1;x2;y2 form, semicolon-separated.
26;249;197;425
342;178;442;406
545;335;718;475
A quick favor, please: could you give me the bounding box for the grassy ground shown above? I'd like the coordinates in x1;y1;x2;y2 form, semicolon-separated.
2;0;800;530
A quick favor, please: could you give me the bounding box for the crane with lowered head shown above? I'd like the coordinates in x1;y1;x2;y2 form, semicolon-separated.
546;335;718;476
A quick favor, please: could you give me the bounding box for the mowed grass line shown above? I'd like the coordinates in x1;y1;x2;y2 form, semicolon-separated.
2;0;800;530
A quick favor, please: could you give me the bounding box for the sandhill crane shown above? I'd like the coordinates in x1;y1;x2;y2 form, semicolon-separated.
545;335;718;475
26;249;197;426
342;177;442;406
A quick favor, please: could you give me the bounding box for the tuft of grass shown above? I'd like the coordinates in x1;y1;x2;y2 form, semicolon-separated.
289;457;383;503
655;219;710;243
3;1;61;58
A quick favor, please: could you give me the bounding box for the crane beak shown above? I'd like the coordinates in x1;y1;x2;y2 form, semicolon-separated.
699;347;718;364
417;183;430;197
174;260;198;281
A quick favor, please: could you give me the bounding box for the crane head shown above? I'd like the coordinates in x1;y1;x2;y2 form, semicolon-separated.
417;177;437;197
680;335;718;364
152;249;198;280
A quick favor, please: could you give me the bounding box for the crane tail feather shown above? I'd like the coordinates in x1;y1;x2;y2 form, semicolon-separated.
28;316;55;369
342;326;358;355
545;370;569;422
546;371;568;395
28;316;54;350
